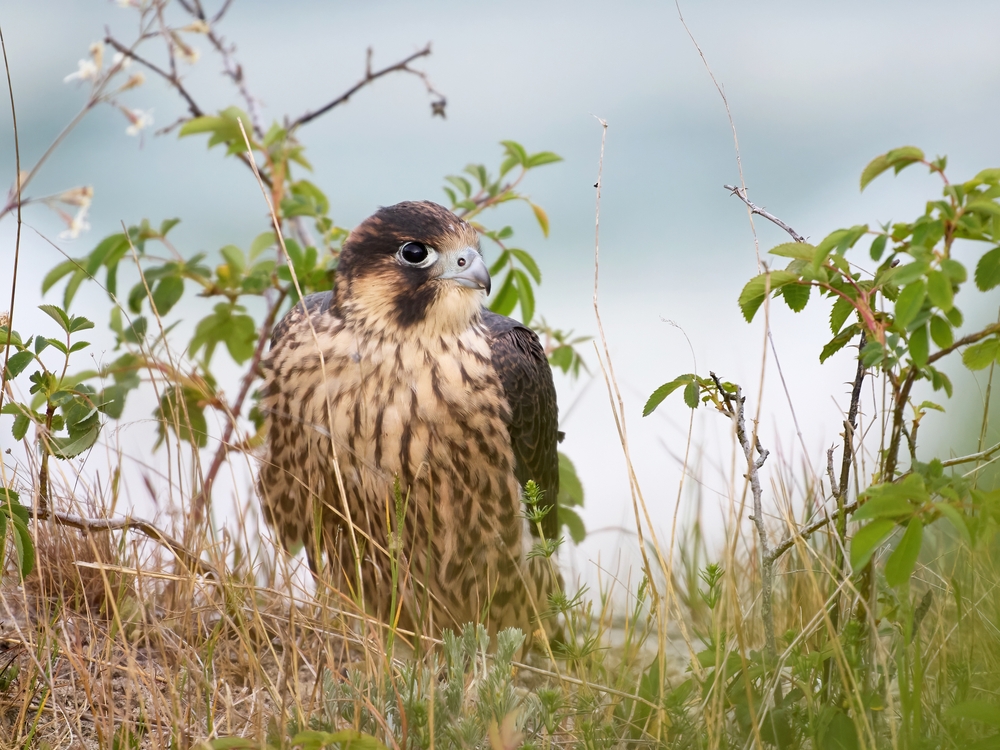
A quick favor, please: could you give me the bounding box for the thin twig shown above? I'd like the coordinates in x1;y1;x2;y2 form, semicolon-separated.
941;440;1000;468
288;44;440;130
33;506;215;578
710;372;776;661
724;184;806;243
770;501;861;562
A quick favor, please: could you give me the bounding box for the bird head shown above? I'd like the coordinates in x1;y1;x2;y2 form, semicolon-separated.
336;201;491;336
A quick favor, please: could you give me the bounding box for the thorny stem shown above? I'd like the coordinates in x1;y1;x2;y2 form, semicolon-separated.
711;373;776;662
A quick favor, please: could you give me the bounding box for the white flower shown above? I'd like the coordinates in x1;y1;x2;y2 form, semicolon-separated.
111;52;132;70
56;186;94;208
58;204;91;240
64;42;104;84
64;58;99;84
180;20;210;34
123;108;154;136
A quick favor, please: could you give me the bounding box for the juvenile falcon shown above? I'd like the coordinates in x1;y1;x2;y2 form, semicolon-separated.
257;201;560;641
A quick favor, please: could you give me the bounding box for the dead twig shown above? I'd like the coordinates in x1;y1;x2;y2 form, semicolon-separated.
724;184;806;244
33;506;216;579
288;44;444;130
710;372;775;661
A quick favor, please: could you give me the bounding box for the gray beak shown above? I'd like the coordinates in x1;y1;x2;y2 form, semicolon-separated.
440;247;491;294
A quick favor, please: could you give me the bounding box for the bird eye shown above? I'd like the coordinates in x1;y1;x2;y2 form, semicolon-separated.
398;241;433;266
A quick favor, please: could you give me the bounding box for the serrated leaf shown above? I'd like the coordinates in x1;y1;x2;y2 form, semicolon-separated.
781;283;810;312
738;270;798;323
929;315;953;349
38;304;71;333
894;280;926;329
861;340;885;367
643;375;695;416
3;350;33;379
683;381;699;409
885;517;923;588
909;324;929;367
68;316;94;333
850;519;897;570
11;411;30;441
769;242;816;261
830;297;854;335
886;145;924;167
975;246;1000;291
820;324;860;363
962;338;999;370
860;154;891;191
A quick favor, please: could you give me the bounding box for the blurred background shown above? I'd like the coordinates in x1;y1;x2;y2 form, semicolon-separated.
2;0;999;588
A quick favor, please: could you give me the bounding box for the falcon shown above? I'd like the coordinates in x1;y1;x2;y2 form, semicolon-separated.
257;201;561;642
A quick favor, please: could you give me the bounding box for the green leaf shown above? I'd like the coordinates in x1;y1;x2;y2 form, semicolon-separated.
151;276;184;315
683;380;699;409
156;385;208;448
975;246;1000;291
820;324;861;364
12;410;30;441
933;502;971;547
559;507;586;544
869;234;888;261
643;375;695;416
830;297;855;335
781;283;810;312
557;452;584;507
962;338;999;371
926;270;953;311
885;517;922;588
965;199;1000;219
860;153;891;191
489;273;518;317
42;259;82;295
853;496;916;523
289;729;389;750
886;145;924;168
945;701;1000;728
909;324;929;367
510;248;541;284
769;242;816;261
893;280;927;329
220;245;246;277
530;202;550;237
38;304;71;333
888;260;929;286
68;316;94;333
738;270;798;323
929;315;953;349
850;519;897;570
526;151;563;168
224;313;258;364
860;340;885;367
249;231;277;260
500;140;528;166
10;513;35;579
3;351;33;379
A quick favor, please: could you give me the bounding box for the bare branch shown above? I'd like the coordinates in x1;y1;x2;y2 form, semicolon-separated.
103;33;204;120
34;506;216;579
769;500;860;562
288;44;443;130
941;440;1000;468
724;184;806;244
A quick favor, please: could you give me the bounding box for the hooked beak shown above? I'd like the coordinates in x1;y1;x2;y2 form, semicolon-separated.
439;246;491;294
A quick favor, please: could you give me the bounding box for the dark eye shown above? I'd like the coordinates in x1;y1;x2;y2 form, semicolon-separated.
399;241;429;265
